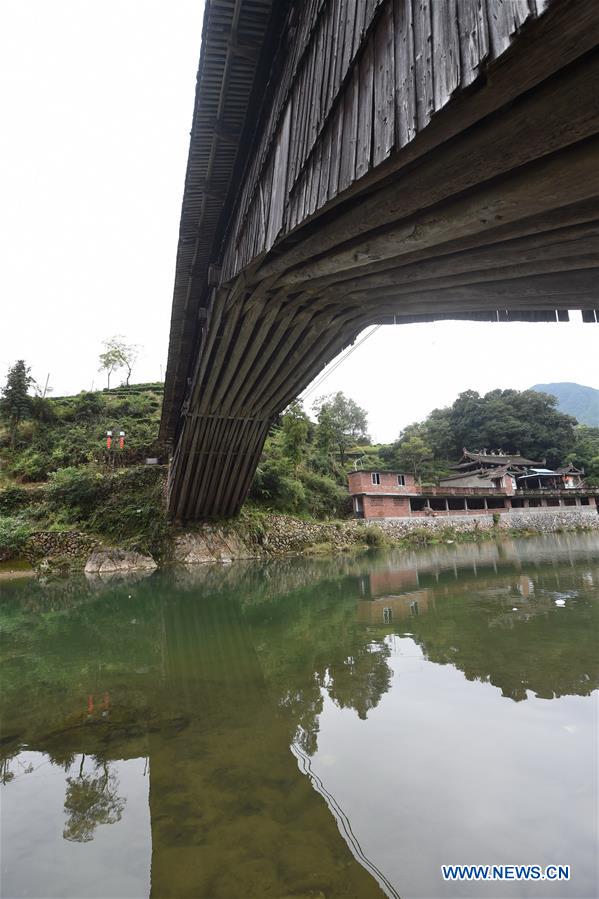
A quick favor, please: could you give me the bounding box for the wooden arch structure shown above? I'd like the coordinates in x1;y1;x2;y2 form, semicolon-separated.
160;0;599;520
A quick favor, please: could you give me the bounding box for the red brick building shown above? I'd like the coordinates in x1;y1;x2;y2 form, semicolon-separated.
348;450;598;519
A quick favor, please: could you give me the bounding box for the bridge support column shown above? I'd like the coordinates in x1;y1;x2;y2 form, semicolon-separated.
167;414;272;521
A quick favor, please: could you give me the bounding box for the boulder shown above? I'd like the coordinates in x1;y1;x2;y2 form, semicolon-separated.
84;549;157;575
173;529;255;564
173;533;216;564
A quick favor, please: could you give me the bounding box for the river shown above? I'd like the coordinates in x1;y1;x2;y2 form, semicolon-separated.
1;533;597;899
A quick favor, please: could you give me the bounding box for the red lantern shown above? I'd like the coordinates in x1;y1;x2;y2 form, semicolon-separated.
106;430;112;450
119;430;125;450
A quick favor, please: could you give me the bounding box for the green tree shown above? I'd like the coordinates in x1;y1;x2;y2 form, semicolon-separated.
567;425;599;485
98;336;139;388
395;434;434;483
280;401;310;469
0;360;35;445
313;392;369;464
416;389;577;465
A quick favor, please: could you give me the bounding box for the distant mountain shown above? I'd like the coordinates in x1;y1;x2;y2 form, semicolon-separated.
530;382;599;427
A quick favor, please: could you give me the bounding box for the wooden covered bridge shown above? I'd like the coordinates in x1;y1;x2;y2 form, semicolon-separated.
160;0;599;520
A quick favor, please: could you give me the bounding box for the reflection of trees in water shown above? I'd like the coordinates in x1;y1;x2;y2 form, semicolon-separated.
395;565;599;702
281;638;393;753
1;758;15;784
326;642;392;720
280;638;393;755
2;546;597;774
62;756;125;843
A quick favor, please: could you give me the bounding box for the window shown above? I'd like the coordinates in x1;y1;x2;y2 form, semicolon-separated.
581;496;590;506
371;472;381;485
397;474;405;486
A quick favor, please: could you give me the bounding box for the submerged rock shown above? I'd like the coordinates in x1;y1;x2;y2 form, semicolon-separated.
84;548;157;575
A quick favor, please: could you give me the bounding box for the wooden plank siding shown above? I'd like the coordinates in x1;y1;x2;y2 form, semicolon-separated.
219;0;552;284
160;0;599;520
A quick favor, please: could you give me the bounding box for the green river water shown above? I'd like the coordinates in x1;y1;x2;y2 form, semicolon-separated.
1;533;597;899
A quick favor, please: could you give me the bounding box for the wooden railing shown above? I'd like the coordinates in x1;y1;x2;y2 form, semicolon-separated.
417;486;508;496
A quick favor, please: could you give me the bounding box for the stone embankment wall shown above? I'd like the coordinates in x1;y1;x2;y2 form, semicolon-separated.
173;515;376;563
8;508;597;574
173;508;599;563
376;508;599;536
25;531;101;562
497;508;599;531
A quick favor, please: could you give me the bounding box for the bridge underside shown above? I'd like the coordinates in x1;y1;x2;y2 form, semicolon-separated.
163;2;599;521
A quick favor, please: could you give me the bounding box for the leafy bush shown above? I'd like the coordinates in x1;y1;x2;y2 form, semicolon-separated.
72;391;105;420
11;449;48;482
0;516;32;559
86;466;168;558
299;470;351;518
363;525;388;547
249;459;306;512
30;396;58;423
0;485;30;515
45;467;107;519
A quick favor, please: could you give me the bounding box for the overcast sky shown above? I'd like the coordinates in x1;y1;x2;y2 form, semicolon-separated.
2;1;597;444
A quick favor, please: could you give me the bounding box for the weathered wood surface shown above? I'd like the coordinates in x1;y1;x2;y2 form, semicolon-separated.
219;0;591;283
160;0;599;520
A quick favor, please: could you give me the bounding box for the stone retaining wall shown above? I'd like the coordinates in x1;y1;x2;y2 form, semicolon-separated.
374;507;599;536
173;507;598;563
25;531;102;562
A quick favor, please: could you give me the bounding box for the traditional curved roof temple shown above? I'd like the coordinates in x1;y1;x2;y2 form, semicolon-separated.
160;0;599;520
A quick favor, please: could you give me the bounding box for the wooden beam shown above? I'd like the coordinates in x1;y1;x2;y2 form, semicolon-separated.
346;251;599;299
288;202;599;294
272;139;599;286
356;269;598;310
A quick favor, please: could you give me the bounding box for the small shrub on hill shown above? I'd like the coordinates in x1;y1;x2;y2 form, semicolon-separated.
249;459;306;512
45;467;107;519
0;485;31;515
87;466;168;558
11;449;48;482
0;516;32;559
299;470;351;518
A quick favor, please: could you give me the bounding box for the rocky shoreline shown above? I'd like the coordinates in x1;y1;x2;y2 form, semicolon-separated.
5;507;598;578
172;507;599;564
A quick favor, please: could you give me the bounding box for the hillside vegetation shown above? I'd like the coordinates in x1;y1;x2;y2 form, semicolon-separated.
0;384;168;559
1;373;598;565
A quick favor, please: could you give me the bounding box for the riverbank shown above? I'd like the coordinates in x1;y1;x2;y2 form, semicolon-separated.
5;506;597;577
172;507;599;564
